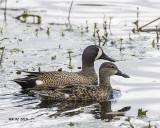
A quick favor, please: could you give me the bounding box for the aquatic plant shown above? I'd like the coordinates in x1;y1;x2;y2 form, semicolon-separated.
103;19;107;32
46;27;50;36
120;38;123;52
138;108;147;118
80;26;84;34
0;27;3;33
16;71;21;75
125;117;134;128
152;40;155;48
15;11;41;24
85;21;89;32
68;122;75;126
93;23;97;37
68;0;74;26
156;26;159;44
138;17;160;31
109;17;112;35
4;0;7;22
135;7;139;30
67;51;74;70
61;30;65;37
0;46;5;65
96;29;102;46
38;67;41;72
0;37;9;41
129;32;132;40
10;48;20;53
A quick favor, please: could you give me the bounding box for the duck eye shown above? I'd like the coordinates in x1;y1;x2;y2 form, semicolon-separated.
110;66;115;69
95;48;99;52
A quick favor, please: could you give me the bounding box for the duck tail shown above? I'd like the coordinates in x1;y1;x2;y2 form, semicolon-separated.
13;78;36;89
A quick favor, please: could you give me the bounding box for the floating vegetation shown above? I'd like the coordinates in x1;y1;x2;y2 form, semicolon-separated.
64;28;74;32
0;46;5;65
10;48;20;53
123;109;156;128
138;108;147;118
0;37;9;41
16;70;21;75
15;11;41;24
68;122;75;126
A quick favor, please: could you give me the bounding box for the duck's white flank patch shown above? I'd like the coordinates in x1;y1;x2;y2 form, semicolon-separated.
35;80;43;85
64;94;69;98
95;48;103;60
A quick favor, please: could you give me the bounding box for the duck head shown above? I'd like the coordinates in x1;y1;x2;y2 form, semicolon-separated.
82;45;115;67
99;62;129;87
99;62;129;78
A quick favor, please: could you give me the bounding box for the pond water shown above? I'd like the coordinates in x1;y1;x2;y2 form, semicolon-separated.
0;0;160;127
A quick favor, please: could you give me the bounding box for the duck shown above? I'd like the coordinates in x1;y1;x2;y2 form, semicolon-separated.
30;62;129;101
13;45;115;89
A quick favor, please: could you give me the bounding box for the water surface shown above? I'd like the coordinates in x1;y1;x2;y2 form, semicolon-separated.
0;0;160;127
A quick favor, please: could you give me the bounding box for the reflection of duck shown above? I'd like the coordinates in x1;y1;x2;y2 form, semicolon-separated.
37;93;130;121
13;45;115;89
31;62;129;101
91;101;131;122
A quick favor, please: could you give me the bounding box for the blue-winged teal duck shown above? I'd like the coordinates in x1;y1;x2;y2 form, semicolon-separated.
31;62;129;101
14;45;115;89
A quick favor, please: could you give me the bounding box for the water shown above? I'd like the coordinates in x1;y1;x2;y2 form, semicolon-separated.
0;0;160;127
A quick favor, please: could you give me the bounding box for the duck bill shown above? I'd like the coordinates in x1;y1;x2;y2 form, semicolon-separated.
116;70;130;78
99;52;115;62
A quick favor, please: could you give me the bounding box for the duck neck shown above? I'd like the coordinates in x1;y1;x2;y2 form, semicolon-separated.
80;60;96;76
99;75;111;88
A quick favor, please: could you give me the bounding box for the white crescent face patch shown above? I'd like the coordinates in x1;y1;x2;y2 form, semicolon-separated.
95;48;103;60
